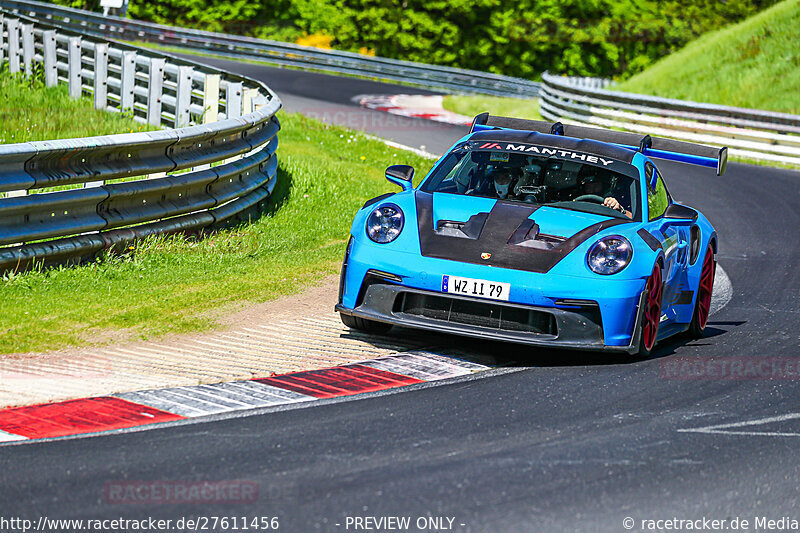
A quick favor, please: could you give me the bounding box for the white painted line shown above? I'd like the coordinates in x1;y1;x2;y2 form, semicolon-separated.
681;430;800;437
362;357;470;381
0;430;27;442
116;390;215;417
212;381;315;404
116;380;318;418
403;351;492;372
678;412;800;437
359;351;491;382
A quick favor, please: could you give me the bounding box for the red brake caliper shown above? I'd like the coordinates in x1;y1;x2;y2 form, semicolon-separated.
697;247;716;328
642;265;662;351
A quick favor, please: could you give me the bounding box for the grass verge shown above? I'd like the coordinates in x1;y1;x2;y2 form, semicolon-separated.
442;95;541;121
0;112;435;354
0;68;154;143
615;0;800;114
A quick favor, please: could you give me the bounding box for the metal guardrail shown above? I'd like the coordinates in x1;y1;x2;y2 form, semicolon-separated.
0;10;282;272
0;0;540;98
540;73;800;167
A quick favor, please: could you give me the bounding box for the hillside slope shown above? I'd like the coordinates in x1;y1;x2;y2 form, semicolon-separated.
615;0;800;113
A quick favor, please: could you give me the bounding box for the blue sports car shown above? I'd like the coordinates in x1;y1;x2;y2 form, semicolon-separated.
336;115;726;356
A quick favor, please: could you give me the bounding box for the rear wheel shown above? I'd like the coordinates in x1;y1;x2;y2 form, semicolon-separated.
687;245;716;339
636;264;663;357
340;313;393;334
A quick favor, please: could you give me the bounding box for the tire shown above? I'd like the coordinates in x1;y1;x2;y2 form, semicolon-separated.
635;263;663;357
687;245;716;339
339;312;393;334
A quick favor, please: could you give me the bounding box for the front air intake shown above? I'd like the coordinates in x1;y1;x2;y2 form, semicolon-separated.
394;292;556;335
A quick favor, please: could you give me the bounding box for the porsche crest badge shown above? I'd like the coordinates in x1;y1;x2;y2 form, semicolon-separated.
481;252;492;260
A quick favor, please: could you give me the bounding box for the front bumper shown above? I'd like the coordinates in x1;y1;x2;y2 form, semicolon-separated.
336;280;646;354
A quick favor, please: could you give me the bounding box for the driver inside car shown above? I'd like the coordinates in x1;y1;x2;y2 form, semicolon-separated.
491;167;519;200
576;174;632;219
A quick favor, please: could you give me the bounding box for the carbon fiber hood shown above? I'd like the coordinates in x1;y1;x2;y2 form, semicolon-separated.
416;191;631;273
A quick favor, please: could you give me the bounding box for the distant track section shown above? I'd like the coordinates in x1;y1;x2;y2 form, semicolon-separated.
0;0;540;98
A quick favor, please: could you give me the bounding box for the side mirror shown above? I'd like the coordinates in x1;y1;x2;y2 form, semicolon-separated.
663;203;698;223
386;165;414;191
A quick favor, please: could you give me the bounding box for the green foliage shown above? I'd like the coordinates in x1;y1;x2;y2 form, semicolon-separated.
615;0;800;113
54;0;779;78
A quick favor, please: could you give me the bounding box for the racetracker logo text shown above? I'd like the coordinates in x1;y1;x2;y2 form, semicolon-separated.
104;480;258;504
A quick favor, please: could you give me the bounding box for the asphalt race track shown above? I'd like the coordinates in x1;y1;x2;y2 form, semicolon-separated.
2;57;799;532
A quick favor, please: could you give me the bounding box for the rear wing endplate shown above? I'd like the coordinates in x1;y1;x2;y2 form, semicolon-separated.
470;113;728;176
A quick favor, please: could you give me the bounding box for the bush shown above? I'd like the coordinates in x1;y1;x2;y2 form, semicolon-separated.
55;0;779;79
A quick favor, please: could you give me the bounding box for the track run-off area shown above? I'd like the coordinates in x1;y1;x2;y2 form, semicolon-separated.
2;53;799;532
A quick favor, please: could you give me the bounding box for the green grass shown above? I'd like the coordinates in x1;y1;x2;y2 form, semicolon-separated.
615;0;800;113
0;112;434;354
0;69;154;144
442;95;542;121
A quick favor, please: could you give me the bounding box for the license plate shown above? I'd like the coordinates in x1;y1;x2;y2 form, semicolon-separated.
441;275;510;301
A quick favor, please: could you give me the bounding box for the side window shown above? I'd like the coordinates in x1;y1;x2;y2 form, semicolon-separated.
647;167;669;221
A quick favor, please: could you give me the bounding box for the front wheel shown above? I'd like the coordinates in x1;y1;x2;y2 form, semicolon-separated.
635;263;663;357
687;245;716;339
339;312;393;334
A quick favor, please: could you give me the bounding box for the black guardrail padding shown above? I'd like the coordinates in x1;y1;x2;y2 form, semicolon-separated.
0;233;106;271
99;211;216;251
100;169;218;229
0;187;109;246
210;185;272;226
0;143;37;193
26;132;179;189
209;148;277;205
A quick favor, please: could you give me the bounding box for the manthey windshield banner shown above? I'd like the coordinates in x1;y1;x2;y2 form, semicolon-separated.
470;141;632;172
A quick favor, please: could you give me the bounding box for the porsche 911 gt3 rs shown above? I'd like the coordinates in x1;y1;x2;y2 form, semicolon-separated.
336;115;726;356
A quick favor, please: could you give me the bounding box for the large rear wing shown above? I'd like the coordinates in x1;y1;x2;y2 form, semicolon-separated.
470;113;728;176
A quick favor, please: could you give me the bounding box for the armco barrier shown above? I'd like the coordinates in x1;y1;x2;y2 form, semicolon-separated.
540;73;800;167
0;10;282;271
0;0;540;98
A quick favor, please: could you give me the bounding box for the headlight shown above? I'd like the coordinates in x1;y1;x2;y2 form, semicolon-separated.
587;235;632;275
366;204;404;243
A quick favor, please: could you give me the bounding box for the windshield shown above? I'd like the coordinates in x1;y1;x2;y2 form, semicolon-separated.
421;143;641;220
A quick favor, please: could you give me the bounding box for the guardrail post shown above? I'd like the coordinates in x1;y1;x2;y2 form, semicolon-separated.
147;57;165;126
21;23;33;77
243;88;258;115
43;30;57;87
7;18;20;74
174;65;193;128
0;15;4;65
68;36;82;99
120;51;136;113
202;73;220;124
226;81;242;119
93;43;108;110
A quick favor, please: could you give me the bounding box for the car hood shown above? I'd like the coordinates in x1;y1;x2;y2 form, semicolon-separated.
416;191;633;274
